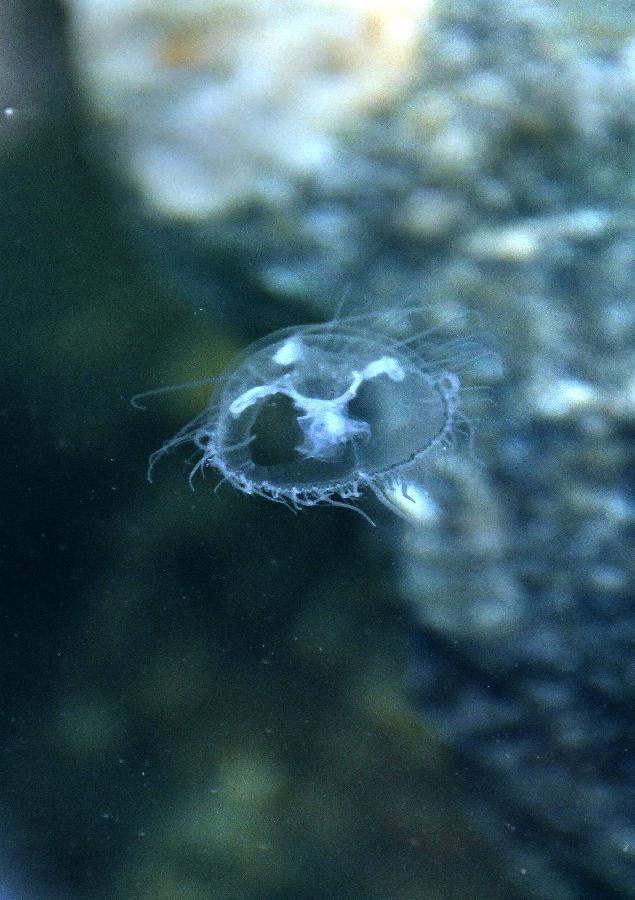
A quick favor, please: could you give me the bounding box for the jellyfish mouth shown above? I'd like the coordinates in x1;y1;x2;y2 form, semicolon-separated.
294;402;370;461
229;354;406;464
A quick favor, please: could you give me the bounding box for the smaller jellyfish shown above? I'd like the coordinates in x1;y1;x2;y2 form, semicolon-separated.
139;311;492;523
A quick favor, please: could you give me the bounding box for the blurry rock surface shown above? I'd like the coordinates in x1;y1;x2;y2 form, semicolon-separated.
67;1;635;898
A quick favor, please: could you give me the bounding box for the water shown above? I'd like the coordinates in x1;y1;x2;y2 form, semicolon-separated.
2;2;634;899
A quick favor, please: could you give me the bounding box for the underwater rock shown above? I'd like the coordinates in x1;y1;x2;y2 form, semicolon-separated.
68;0;635;897
65;0;430;220
66;0;635;319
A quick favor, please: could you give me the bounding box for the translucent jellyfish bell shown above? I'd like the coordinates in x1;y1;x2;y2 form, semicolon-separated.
141;312;487;523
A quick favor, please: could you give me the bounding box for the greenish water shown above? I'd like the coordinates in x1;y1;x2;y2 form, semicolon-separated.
4;1;634;898
0;85;513;900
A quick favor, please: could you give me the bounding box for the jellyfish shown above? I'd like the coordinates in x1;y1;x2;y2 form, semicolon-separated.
136;310;490;524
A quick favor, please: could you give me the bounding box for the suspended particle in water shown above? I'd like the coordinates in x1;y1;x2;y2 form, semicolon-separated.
136;310;493;523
